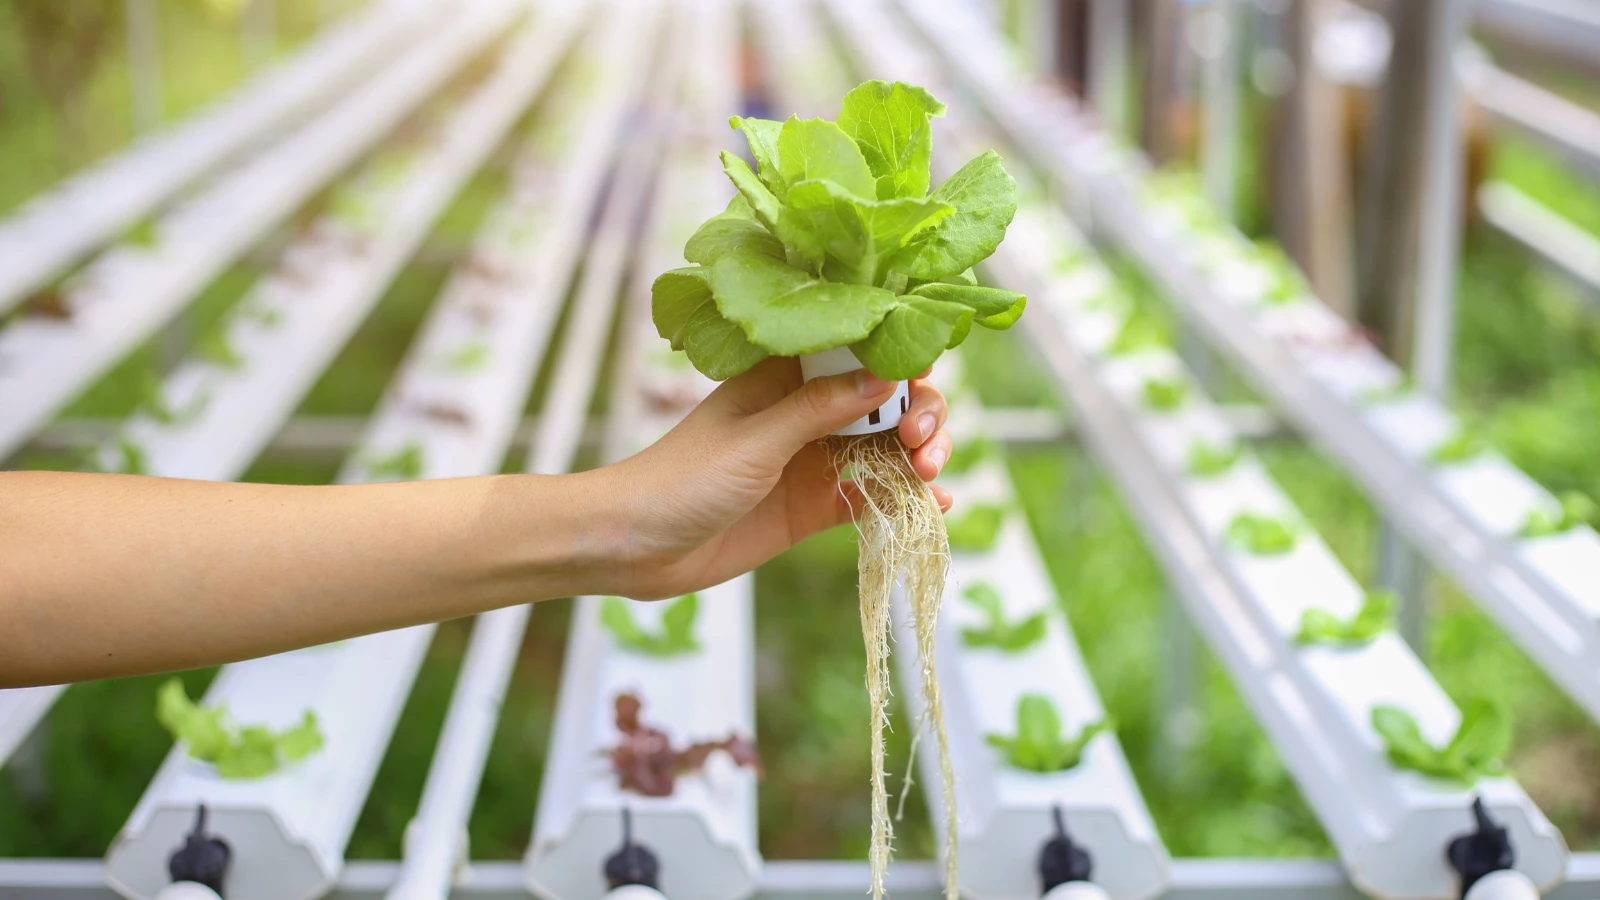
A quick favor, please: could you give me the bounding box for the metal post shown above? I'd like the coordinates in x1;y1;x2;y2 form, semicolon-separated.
1155;590;1200;784
1411;0;1472;397
1088;0;1128;136
125;0;163;132
1199;0;1240;222
1379;520;1429;653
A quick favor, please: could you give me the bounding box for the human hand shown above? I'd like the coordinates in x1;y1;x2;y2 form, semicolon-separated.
597;357;953;600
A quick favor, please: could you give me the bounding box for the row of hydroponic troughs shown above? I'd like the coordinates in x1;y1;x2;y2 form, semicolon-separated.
0;0;1593;899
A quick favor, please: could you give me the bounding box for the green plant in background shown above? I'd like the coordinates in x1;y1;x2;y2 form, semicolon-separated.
599;593;700;657
238;298;284;329
122;215;160;250
1295;589;1397;648
986;694;1111;773
366;442;424;481
1226;512;1298;556
438;340;492;373
1107;306;1169;355
1141;375;1188;412
1370;698;1511;785
943;433;996;475
947;503;1006;552
138;372;209;426
1186;439;1242;478
1358;375;1413;406
1518;490;1599;538
196;327;244;370
960;582;1046;652
1429;427;1488;466
1253;240;1309;306
156;679;324;779
651;80;1024;381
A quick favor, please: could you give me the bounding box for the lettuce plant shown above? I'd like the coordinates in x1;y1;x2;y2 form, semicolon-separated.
1107;307;1169;356
1226;512;1298;555
606;693;759;796
650;81;1024;381
1253;241;1309;306
947;503;1006;552
139;372;209;427
366;443;424;481
1428;427;1487;466
1295;588;1396;647
196;328;244;370
1518;490;1598;538
157;679;323;780
986;694;1110;773
600;593;699;657
1370;698;1510;784
1186;439;1241;478
439;341;492;373
1140;376;1188;411
1358;375;1413;406
960;582;1046;652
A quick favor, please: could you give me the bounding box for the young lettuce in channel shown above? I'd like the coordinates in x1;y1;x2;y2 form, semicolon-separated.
1370;698;1511;784
599;593;700;657
1358;375;1413;406
648;82;1024;900
941;433;996;476
1428;427;1487;466
986;694;1111;774
156;679;324;780
649;80;1023;382
1253;240;1310;306
1226;512;1298;556
960;582;1047;652
947;503;1007;552
1295;589;1397;647
366;442;425;481
1107;306;1169;356
1186;439;1241;478
1519;490;1598;539
1140;376;1188;412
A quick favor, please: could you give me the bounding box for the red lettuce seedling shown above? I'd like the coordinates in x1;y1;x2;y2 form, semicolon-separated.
604;693;760;798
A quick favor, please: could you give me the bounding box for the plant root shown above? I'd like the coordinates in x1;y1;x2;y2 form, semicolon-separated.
828;430;956;900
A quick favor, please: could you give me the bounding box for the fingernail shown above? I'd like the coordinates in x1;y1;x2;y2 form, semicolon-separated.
928;445;947;471
917;414;935;442
856;371;891;397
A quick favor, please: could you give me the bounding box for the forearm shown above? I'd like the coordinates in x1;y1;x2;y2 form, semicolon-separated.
0;470;624;687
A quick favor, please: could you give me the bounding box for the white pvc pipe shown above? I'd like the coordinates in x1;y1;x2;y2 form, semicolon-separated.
1043;882;1113;900
1464;869;1541;900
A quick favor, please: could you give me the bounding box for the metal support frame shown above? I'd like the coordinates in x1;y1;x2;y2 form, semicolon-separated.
124;0;163;133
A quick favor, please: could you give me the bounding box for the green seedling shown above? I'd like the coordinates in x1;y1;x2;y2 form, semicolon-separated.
947;504;1006;552
1370;697;1510;785
599;593;700;657
650;80;1024;381
366;443;424;481
196;328;244;370
86;438;148;475
439;341;492;373
157;678;323;780
1518;490;1599;538
1140;376;1188;411
1186;439;1241;477
139;373;209;427
1107;307;1169;355
123;216;161;250
1428;428;1487;466
1226;512;1298;556
1253;240;1309;306
1295;589;1397;647
986;694;1110;773
960;582;1046;652
943;434;996;476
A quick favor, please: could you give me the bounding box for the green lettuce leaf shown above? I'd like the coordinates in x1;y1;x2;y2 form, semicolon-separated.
712;250;898;355
728;115;787;199
985;694;1110;773
850;297;973;379
1371;698;1510;784
837;80;946;200
908;282;1026;328
681;302;768;380
685;209;785;267
720;151;782;232
776;117;876;200
960;582;1047;652
651;266;713;350
891;150;1017;281
600;594;701;657
778;180;952;284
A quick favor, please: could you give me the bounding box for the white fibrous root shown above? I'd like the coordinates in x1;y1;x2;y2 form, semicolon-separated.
828;430;956;900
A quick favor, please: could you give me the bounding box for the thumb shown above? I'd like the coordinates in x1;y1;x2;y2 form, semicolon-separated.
740;368;897;457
